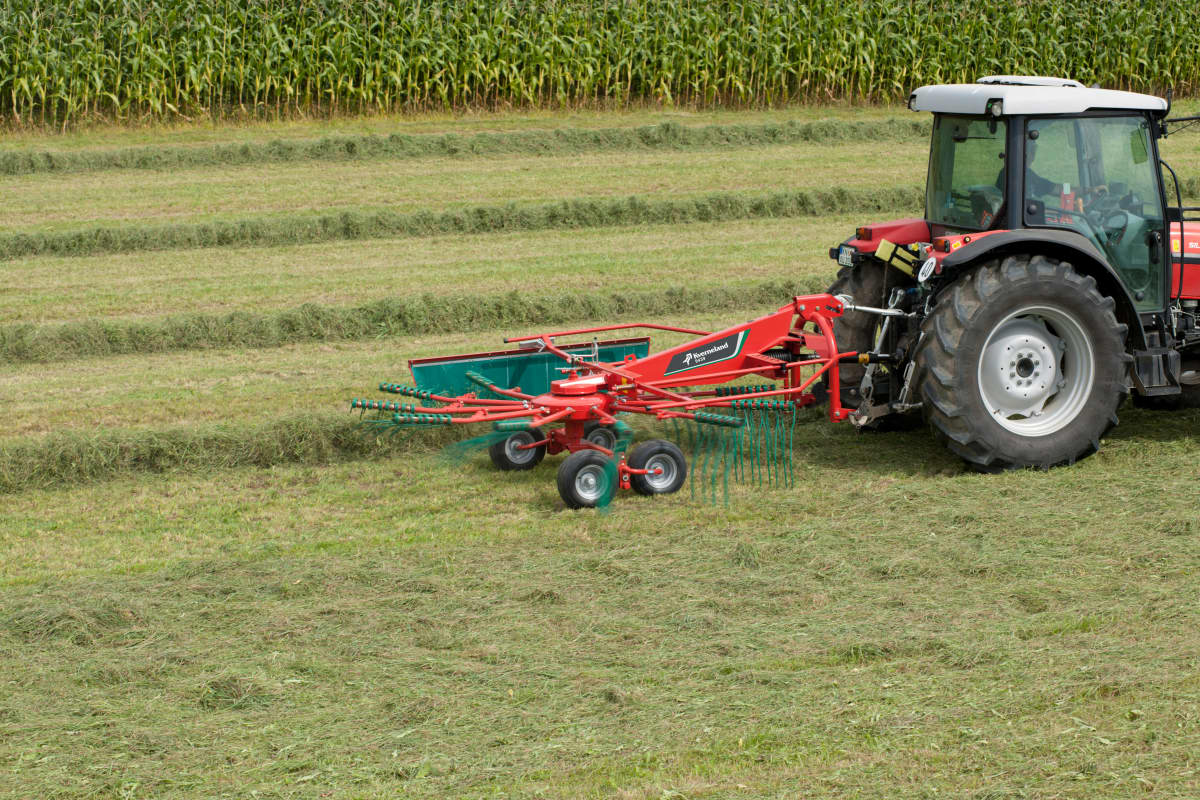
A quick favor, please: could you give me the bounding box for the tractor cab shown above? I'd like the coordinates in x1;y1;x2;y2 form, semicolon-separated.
918;77;1171;310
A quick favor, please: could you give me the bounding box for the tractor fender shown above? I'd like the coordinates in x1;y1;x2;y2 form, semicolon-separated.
936;229;1146;349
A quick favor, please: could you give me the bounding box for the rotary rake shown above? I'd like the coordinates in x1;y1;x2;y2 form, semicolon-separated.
350;293;881;508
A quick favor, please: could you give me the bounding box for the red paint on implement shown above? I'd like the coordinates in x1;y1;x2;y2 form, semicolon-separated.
392;294;858;452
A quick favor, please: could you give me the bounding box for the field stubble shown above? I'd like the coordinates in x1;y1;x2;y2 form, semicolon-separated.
0;418;1197;797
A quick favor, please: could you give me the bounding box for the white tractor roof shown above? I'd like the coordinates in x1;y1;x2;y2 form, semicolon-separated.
909;76;1167;116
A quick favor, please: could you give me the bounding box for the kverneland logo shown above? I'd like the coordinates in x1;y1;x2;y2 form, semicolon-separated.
665;331;747;376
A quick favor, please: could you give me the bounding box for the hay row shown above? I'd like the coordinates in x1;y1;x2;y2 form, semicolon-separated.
0;186;924;260
0;119;931;176
0;278;827;364
0;412;451;495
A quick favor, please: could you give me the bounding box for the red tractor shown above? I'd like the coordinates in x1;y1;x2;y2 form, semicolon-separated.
828;75;1199;469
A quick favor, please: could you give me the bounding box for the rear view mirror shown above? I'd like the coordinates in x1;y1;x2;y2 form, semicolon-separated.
1131;130;1148;164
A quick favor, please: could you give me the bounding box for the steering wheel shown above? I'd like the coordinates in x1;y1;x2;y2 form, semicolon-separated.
1099;209;1131;247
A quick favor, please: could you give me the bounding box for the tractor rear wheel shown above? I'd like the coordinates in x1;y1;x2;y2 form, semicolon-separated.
914;255;1129;471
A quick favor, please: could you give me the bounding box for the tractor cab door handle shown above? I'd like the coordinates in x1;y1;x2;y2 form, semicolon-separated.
1147;229;1162;263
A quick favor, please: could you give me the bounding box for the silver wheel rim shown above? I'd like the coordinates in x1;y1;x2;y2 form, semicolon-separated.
574;463;608;503
585;426;617;450
977;304;1095;436
504;431;538;464
642;453;677;491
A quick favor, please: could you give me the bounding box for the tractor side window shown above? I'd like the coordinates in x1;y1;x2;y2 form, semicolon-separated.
1024;116;1166;310
926;115;1007;231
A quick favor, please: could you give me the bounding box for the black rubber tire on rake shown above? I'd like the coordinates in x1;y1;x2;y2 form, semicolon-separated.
627;439;687;496
912;255;1129;471
557;450;613;509
583;421;618;450
489;431;546;471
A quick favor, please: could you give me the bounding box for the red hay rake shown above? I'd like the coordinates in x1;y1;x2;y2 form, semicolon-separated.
352;294;868;508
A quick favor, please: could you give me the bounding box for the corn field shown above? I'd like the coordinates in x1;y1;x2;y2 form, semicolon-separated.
2;0;1199;126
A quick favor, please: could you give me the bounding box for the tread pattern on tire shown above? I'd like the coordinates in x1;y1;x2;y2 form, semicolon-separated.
914;254;1131;471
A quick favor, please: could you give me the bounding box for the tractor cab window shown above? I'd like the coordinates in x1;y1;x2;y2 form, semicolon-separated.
926;115;1007;231
1023;115;1166;310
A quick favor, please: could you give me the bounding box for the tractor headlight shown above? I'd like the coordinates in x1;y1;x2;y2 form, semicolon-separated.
987;99;1003;117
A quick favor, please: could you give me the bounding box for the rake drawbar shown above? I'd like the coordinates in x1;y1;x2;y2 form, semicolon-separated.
351;293;862;508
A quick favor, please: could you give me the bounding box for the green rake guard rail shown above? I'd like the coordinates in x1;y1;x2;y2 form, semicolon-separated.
407;337;650;397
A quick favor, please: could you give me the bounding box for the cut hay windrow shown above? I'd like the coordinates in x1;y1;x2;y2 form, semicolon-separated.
0;278;826;364
0;186;924;260
0;119;932;177
4;0;1200;126
0;413;452;495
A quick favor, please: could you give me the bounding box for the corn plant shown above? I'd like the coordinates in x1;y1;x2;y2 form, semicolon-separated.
0;0;1197;127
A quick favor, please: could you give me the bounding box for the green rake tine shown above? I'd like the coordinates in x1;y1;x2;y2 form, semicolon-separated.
788;404;797;488
707;422;719;503
777;407;786;487
688;419;699;501
720;426;731;506
700;419;713;502
748;407;760;487
759;408;769;487
772;407;782;488
700;421;712;504
761;408;772;488
732;414;741;484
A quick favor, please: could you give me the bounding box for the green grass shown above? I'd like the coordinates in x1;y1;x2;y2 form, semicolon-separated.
4;125;1196;236
0;118;932;176
0;104;916;152
0;413;1197;797
0;140;927;234
2;103;1199;799
0;186;924;262
0;216;858;326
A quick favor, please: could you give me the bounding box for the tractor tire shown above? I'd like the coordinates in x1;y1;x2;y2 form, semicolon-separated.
626;439;687;496
556;450;613;509
914;255;1130;471
488;430;546;471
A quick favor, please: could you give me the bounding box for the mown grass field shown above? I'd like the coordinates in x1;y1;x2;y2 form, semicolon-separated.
1;105;1198;799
